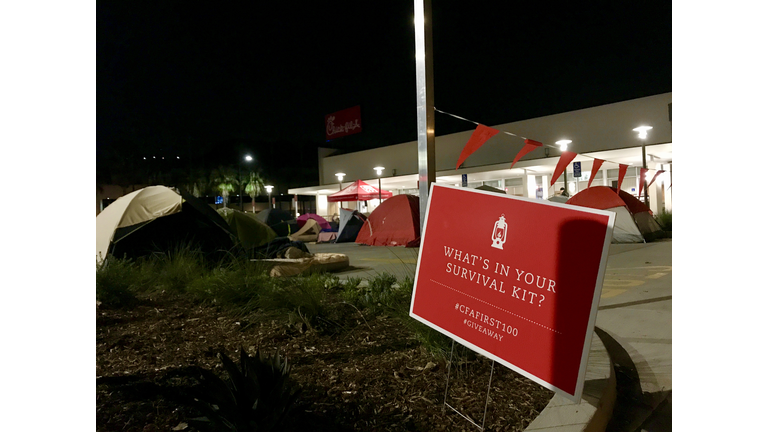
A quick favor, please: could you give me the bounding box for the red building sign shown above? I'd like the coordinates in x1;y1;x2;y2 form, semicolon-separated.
325;105;362;140
410;185;615;401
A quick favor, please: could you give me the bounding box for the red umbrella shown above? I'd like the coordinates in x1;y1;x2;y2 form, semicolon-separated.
328;179;392;202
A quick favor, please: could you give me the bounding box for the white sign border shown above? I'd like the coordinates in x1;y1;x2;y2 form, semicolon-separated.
409;183;616;402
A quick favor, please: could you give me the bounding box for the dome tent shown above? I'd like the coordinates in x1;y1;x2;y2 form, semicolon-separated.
565;186;662;243
216;207;278;250
336;208;367;243
96;186;237;262
255;208;297;237
355;194;420;247
297;213;332;231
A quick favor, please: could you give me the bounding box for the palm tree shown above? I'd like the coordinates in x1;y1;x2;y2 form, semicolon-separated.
244;172;266;213
210;167;239;208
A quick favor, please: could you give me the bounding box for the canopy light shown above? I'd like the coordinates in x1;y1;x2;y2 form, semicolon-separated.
555;139;572;151
633;126;653;139
373;166;385;176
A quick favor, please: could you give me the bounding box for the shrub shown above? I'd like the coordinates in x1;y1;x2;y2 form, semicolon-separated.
96;258;140;308
150;244;207;293
258;273;334;331
185;349;301;432
656;208;672;231
186;258;271;313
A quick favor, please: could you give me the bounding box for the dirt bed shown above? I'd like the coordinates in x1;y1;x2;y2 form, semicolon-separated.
97;292;553;431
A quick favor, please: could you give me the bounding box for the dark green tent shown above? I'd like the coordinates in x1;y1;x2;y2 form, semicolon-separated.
217;208;278;250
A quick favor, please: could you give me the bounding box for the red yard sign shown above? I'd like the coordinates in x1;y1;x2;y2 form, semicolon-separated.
410;185;615;401
325;105;362;140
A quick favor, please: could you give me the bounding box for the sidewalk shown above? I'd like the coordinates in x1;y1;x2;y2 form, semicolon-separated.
306;240;673;431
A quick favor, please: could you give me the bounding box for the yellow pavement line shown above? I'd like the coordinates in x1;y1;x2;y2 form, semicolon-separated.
601;288;627;298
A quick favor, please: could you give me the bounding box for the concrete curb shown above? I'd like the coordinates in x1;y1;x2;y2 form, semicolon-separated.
524;330;616;432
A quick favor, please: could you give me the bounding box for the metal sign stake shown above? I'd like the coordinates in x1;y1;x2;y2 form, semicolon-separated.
442;340;497;431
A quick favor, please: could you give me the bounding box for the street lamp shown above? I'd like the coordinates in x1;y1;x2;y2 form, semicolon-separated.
335;172;346;190
634;126;652;206
373;166;384;204
265;185;274;209
335;173;346;212
239;154;253;211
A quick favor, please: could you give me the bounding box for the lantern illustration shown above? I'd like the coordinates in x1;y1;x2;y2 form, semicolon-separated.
491;214;508;250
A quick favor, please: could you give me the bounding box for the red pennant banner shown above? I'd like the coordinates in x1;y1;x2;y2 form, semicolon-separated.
456;124;500;169
587;159;605;188
637;168;649;199
616;164;628;195
550;151;578;187
647;170;665;188
510;139;543;169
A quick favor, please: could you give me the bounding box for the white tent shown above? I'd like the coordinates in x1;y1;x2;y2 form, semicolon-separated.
96;186;182;263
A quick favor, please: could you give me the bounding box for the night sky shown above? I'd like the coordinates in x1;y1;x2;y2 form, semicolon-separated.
97;1;672;191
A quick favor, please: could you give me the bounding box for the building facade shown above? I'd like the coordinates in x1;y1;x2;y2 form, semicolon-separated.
289;93;672;219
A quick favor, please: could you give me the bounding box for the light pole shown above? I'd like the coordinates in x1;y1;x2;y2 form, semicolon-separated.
633;126;653;206
239;154;253;211
265;185;274;209
335;172;345;212
373;166;384;205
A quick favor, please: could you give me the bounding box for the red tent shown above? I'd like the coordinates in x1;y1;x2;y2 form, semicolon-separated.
327;179;393;202
566;186;662;243
355;194;420;247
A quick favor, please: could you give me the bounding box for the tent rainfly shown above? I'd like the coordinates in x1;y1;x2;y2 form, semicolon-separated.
96;186;237;262
355;194;420;247
565;186;663;243
217;207;278;250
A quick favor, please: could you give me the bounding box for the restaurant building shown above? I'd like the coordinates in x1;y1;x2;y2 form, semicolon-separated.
289;92;672;219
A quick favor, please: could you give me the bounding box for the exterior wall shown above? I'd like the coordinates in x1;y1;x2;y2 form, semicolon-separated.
319;93;672;187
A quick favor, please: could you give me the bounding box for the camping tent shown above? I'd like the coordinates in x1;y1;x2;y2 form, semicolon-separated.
327;179;392;202
297;213;331;231
289;218;322;242
336;208;367;243
355;194;420;247
96;186;237;262
217;207;278;250
255;208;297;237
565;186;663;243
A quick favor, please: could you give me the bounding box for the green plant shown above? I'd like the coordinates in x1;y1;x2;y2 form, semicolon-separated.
151;244;207;292
185;349;301;432
351;272;413;315
96;258;140;308
186;258;270;314
258;274;331;331
656;208;672;231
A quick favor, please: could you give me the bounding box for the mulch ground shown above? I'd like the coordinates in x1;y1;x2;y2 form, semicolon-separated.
96;292;553;431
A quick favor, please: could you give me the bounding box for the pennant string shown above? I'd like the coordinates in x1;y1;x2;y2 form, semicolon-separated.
435;107;663;170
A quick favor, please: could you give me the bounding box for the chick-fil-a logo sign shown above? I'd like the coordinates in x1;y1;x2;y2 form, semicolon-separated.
410;185;615;402
325;105;362;140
